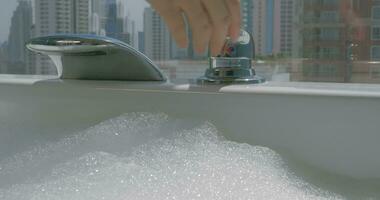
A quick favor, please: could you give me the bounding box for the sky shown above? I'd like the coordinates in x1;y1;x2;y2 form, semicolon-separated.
123;0;149;31
0;0;149;44
0;0;18;43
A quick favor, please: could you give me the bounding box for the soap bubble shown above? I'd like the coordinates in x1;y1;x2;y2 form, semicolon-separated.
0;113;343;200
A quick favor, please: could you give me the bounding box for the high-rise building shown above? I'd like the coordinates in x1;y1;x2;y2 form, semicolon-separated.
274;0;297;57
34;0;90;74
241;0;254;34
253;0;273;55
292;0;380;83
143;7;171;61
124;15;136;46
90;0;108;35
105;0;118;35
0;42;9;74
35;0;89;36
7;0;34;74
138;31;145;53
101;0;132;44
350;0;380;83
253;0;296;56
253;0;272;55
292;0;349;82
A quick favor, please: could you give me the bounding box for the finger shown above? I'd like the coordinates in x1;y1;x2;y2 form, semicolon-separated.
151;1;188;48
160;10;188;48
201;0;231;55
225;0;241;41
179;0;212;53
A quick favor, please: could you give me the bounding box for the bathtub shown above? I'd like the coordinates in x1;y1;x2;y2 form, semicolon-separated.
0;74;380;198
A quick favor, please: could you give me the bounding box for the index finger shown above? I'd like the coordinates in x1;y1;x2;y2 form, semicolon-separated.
225;0;241;41
150;0;188;48
201;0;231;55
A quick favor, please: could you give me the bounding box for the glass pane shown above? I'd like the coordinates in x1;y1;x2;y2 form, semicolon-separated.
1;0;380;84
373;6;380;19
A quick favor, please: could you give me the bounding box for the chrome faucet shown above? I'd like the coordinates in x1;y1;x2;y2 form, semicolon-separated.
27;32;263;84
26;35;166;81
197;30;265;84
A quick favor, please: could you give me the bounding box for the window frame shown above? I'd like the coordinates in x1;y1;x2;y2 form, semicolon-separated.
372;6;380;20
371;26;380;41
371;46;380;60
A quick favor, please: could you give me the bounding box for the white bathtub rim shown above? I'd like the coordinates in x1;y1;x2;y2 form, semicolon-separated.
1;74;380;98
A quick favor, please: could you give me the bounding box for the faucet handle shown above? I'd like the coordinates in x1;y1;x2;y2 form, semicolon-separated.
219;30;255;59
198;30;264;84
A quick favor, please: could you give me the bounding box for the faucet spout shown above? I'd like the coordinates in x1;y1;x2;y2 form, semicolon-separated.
27;34;166;81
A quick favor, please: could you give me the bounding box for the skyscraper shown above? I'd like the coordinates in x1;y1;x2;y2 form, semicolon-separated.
7;0;34;74
90;0;108;35
241;0;254;34
291;0;380;83
253;0;273;55
138;31;145;53
34;0;90;74
105;0;118;35
124;15;136;46
273;0;297;57
0;42;8;73
143;7;171;61
253;0;296;56
99;0;131;44
35;0;89;36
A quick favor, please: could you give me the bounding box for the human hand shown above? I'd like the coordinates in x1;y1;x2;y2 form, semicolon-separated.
149;0;241;56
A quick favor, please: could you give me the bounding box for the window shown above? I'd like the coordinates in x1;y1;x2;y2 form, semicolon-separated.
320;28;339;40
372;6;380;20
320;47;340;59
371;46;380;60
372;27;380;40
319;64;338;77
302;64;337;77
320;11;339;22
322;0;339;7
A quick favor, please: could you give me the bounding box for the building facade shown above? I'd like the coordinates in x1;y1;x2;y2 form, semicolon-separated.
241;0;254;34
34;0;90;74
252;0;296;56
7;0;34;74
90;0;108;35
292;0;380;83
35;0;89;36
273;0;297;57
143;7;171;61
138;31;145;53
124;16;136;46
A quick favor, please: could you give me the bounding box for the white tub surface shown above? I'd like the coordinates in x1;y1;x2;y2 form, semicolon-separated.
1;75;380;198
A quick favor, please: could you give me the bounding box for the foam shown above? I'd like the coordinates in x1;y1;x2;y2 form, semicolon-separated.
0;113;343;200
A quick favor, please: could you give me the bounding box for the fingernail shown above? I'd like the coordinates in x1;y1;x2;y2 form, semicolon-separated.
230;31;239;42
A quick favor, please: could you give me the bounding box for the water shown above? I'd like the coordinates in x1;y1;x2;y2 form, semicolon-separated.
0;113;344;200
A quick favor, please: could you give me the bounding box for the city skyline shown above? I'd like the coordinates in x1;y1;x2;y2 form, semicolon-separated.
0;0;148;43
1;0;145;75
0;0;293;56
0;0;18;43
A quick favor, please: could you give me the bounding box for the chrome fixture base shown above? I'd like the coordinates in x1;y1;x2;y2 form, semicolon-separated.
197;76;265;84
197;57;265;84
198;30;265;85
26;34;166;81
